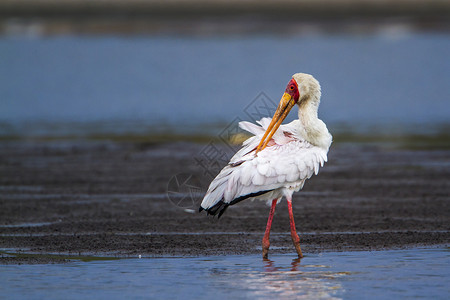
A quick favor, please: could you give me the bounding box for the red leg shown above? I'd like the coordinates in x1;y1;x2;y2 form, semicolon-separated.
262;199;278;259
287;200;303;258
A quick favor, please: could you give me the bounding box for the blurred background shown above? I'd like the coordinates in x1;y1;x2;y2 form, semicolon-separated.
1;0;449;145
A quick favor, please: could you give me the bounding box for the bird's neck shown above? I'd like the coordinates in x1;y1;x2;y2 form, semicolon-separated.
297;97;332;150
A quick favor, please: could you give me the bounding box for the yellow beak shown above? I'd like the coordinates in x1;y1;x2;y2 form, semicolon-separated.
255;92;296;154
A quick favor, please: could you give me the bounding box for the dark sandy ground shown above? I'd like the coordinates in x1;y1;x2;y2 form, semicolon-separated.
0;140;449;263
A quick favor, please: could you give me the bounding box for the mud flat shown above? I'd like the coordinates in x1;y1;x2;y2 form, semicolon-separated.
0;140;449;263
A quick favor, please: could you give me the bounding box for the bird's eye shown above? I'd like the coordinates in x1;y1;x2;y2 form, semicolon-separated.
290;85;295;90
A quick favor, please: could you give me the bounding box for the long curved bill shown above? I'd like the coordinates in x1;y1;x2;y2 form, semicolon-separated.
255;92;296;154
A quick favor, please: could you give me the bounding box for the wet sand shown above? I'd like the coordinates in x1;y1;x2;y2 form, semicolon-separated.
0;140;449;263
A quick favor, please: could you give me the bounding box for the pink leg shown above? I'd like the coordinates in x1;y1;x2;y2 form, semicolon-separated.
262;199;278;259
287;200;303;258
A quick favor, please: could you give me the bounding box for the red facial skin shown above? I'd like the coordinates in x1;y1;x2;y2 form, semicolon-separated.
285;78;300;103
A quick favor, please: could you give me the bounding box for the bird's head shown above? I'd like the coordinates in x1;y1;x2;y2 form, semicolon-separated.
255;73;321;153
292;73;321;108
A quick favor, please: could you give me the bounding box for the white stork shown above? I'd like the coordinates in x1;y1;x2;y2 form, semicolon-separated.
199;73;332;259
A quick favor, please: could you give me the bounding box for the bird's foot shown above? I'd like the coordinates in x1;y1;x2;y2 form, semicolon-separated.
290;233;303;258
293;241;303;259
262;237;271;259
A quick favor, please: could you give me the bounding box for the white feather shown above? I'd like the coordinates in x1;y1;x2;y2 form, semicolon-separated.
200;73;332;212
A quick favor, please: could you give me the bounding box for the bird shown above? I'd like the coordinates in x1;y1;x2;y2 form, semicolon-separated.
199;73;332;259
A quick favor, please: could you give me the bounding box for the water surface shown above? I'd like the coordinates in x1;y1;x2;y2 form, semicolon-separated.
1;32;449;137
2;247;449;299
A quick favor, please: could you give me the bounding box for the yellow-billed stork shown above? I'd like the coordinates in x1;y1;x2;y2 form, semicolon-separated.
199;73;332;259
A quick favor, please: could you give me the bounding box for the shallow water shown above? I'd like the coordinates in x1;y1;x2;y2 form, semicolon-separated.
2;247;449;299
1;32;449;137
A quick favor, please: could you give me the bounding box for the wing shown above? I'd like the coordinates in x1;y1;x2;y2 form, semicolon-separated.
200;119;328;217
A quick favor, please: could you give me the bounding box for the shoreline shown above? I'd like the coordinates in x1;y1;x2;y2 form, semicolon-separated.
1;244;448;265
1;0;449;35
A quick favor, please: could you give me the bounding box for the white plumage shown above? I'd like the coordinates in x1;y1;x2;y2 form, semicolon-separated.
200;73;332;217
201;118;328;213
199;73;332;258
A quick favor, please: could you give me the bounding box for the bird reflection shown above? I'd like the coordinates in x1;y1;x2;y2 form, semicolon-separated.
291;257;302;271
254;257;343;299
263;257;302;272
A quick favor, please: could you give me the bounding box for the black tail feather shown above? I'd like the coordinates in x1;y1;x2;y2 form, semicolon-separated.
217;204;229;219
204;200;229;218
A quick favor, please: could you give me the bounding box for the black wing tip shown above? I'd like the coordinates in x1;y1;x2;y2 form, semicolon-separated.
198;206;204;213
200;200;229;219
217;205;229;219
